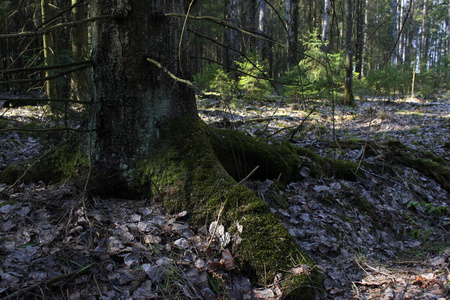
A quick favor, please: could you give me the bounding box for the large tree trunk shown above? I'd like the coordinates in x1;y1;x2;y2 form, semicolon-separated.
88;0;322;296
90;0;198;197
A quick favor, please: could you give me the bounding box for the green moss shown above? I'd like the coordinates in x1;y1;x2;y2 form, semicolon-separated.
317;193;334;206
134;118;322;295
0;136;88;184
387;140;450;192
209;129;304;183
0;200;16;207
348;194;377;220
295;146;362;180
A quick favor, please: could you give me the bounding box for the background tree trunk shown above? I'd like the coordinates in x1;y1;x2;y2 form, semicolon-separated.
41;0;57;99
256;0;268;61
90;0;198;197
70;0;92;101
390;0;399;64
344;0;354;105
286;0;299;67
224;0;239;74
354;0;364;78
420;0;429;70
321;0;331;44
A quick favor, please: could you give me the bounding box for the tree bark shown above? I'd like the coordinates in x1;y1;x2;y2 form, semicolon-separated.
224;0;239;73
286;0;299;67
70;0;92;101
390;0;399;64
41;0;58;99
420;0;429;70
256;0;268;61
90;0;198;196
321;0;331;43
354;0;364;78
344;0;354;105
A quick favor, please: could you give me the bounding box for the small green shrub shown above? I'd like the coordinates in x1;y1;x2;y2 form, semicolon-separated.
236;52;272;98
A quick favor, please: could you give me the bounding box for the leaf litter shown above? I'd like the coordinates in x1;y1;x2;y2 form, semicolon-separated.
0;95;449;299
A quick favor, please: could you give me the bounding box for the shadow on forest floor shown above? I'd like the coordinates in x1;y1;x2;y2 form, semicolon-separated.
0;94;449;299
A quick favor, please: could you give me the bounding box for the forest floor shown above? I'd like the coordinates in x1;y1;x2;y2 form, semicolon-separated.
0;94;449;299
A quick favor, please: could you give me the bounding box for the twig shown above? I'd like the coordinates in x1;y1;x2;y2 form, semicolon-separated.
289;106;317;141
267;125;296;138
2;264;92;300
1;60;92;74
165;14;277;45
237;165;260;185
0;65;90;84
146;58;194;87
4;154;42;193
1;97;91;105
0;15;115;39
0;127;91;133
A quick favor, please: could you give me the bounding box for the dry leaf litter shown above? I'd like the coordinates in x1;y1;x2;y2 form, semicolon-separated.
1;95;449;299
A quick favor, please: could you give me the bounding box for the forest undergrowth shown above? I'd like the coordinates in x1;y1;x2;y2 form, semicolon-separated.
0;94;449;299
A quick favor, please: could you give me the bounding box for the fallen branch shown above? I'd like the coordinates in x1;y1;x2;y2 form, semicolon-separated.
289;106;317;141
1;97;91;105
0;127;91;133
2;264;93;300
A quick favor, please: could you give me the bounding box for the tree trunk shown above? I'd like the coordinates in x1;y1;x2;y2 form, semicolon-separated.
354;0;364;78
286;0;299;67
90;0;198;196
344;0;354;105
41;0;57;99
256;0;268;61
321;0;331;44
88;0;322;295
70;0;92;101
420;0;429;70
224;0;239;73
390;0;399;64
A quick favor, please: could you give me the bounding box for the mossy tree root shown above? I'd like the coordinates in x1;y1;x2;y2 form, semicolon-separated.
386;141;450;192
136;118;324;298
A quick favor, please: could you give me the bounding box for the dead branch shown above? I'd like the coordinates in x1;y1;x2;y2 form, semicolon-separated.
1;97;91;105
165;13;278;45
0;65;90;84
2;264;92;300
146;58;194;87
0;128;91;133
0;15;115;39
289;106;317;141
2;60;92;74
